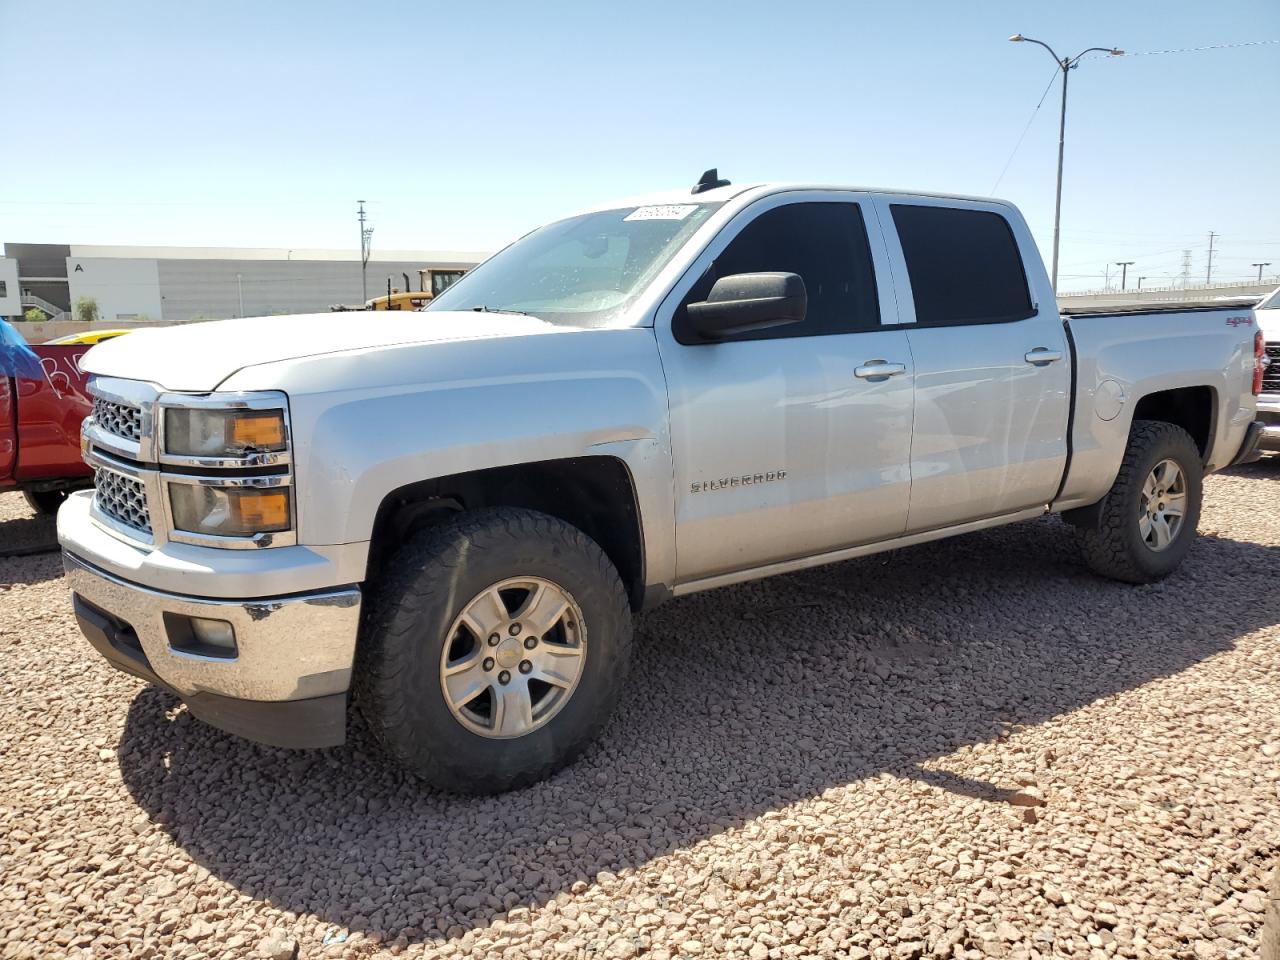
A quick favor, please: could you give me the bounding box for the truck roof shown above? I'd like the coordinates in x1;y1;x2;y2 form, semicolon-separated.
578;181;1015;216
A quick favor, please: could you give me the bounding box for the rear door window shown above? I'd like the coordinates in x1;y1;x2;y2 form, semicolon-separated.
890;205;1033;326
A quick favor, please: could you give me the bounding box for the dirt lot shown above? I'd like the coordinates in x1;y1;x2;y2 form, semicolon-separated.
1;469;1277;960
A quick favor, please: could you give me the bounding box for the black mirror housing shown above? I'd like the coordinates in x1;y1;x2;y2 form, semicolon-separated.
685;272;807;339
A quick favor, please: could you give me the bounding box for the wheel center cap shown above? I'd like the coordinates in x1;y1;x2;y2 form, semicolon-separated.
496;638;522;669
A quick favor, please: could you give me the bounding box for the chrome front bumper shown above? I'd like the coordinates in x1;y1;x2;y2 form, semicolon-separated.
63;551;361;705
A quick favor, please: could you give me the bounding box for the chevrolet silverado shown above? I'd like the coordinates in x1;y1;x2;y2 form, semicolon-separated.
58;175;1265;792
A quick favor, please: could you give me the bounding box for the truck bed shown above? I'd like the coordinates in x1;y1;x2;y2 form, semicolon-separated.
1054;301;1258;511
1059;296;1260;317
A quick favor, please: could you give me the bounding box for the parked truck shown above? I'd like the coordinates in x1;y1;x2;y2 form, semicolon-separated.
2;341;95;514
1253;285;1280;450
59;175;1265;793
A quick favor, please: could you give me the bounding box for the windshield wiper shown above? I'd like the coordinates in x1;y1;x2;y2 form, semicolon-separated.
470;305;531;316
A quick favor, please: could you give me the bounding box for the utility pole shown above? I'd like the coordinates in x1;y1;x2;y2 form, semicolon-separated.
1180;250;1193;288
236;273;244;318
1104;263;1111;290
358;201;374;303
1116;261;1134;291
1205;231;1217;285
1008;35;1124;292
1252;262;1271;283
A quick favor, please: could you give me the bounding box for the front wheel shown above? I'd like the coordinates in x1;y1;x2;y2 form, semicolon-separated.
1071;420;1204;584
23;488;67;516
356;507;633;794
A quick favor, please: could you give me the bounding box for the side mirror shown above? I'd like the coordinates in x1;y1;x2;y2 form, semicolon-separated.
685;272;807;339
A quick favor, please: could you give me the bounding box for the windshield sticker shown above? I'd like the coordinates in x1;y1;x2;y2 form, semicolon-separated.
624;205;698;222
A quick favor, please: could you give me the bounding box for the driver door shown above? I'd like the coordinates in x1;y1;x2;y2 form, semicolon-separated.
654;192;915;585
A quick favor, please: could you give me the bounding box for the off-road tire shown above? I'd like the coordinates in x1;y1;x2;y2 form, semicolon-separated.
23;489;67;516
1073;420;1203;584
355;507;633;794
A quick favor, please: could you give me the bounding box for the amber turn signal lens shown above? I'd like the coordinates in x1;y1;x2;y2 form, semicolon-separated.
229;411;287;451
233;489;290;529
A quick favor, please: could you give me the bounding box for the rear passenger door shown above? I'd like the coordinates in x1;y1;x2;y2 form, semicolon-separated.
872;196;1070;532
656;192;915;584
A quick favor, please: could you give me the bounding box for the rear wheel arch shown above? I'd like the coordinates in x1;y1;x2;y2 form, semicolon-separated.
1129;384;1217;461
365;455;647;611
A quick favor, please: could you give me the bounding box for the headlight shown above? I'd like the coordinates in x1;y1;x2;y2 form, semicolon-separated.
165;407;287;458
169;483;291;538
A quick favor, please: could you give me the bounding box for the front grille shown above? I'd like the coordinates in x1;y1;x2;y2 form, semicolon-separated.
92;397;143;443
93;468;151;535
1265;344;1280;393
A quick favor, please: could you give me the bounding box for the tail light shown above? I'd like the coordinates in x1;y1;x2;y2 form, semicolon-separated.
1254;330;1266;395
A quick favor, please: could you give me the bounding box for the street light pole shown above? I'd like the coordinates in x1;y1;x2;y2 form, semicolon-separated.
1252;262;1271;283
1116;261;1134;291
1137;276;1148;290
1009;35;1124;293
236;273;244;318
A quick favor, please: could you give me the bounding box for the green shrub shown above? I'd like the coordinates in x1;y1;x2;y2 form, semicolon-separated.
73;297;100;324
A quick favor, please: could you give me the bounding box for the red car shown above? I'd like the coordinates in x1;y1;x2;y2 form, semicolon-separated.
1;343;95;514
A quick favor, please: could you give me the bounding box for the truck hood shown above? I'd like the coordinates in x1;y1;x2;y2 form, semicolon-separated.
80;311;567;391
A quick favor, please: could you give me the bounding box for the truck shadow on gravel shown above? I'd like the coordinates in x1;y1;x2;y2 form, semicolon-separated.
0;511;60;574
116;514;1280;947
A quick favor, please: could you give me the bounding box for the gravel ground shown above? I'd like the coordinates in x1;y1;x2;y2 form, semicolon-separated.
0;493;57;556
1;469;1277;960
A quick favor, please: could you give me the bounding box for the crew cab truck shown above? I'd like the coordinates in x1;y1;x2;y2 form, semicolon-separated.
59;176;1265;793
2;341;95;514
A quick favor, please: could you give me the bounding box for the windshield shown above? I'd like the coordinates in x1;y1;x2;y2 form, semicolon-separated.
1259;286;1280;311
427;202;723;327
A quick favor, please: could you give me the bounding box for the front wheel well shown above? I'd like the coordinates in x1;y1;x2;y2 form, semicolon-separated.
1130;385;1215;460
366;457;646;610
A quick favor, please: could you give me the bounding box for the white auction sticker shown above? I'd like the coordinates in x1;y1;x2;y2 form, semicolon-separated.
623;205;698;222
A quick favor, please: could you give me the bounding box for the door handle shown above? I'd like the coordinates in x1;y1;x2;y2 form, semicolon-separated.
854;360;907;381
1024;347;1063;366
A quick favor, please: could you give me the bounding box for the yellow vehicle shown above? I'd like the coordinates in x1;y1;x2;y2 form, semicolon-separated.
45;329;132;345
420;267;467;297
366;268;469;311
366;291;435;312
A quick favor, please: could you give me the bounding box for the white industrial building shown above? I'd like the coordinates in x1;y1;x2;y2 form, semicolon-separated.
4;242;488;323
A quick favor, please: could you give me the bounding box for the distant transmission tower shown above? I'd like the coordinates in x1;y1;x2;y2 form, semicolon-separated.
1179;250;1193;288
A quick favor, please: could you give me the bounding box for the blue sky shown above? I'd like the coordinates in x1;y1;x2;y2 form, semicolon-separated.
2;0;1277;291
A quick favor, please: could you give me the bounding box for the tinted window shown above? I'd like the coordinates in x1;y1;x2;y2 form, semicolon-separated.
676;202;879;343
891;205;1033;326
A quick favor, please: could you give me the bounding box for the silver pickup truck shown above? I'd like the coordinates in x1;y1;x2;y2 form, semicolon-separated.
59;175;1266;793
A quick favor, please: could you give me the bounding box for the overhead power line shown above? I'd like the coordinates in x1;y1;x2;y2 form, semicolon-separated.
1117;39;1279;57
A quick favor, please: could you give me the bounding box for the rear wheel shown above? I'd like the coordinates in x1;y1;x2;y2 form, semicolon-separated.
23;489;67;516
1073;420;1203;584
356;507;632;794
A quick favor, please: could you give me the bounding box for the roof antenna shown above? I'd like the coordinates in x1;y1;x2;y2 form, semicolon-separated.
692;168;730;195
